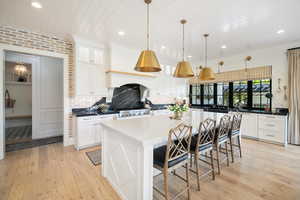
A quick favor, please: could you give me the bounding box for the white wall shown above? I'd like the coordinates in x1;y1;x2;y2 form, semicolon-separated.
108;43;188;104
202;41;300;108
5;84;32;117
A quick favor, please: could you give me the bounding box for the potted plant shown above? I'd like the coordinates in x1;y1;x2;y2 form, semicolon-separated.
168;100;189;120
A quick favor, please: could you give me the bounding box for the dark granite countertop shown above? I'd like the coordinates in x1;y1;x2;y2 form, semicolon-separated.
190;106;288;116
236;109;288;116
150;104;170;110
72;104;171;117
72;108;119;117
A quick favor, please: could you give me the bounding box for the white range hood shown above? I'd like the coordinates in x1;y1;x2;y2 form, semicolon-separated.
105;70;156;89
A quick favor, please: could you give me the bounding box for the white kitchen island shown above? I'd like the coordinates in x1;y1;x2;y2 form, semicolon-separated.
100;111;226;200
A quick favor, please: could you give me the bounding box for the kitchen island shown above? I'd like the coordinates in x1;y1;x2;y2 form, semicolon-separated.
100;110;225;200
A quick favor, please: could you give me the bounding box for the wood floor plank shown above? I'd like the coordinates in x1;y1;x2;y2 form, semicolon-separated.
0;139;299;200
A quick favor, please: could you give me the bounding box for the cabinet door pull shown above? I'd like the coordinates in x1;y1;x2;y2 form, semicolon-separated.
265;134;275;137
265;124;275;127
265;116;276;119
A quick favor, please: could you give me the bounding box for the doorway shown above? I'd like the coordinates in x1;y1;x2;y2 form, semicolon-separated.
4;51;63;152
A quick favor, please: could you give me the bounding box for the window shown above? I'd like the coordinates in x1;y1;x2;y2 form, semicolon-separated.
189;79;271;109
217;83;229;106
233;81;248;107
203;84;214;105
190;84;201;105
252;79;271;109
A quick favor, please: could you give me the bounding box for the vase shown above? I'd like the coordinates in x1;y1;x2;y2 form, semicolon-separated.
173;111;183;120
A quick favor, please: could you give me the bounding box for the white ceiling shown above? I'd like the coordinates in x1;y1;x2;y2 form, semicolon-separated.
1;0;300;61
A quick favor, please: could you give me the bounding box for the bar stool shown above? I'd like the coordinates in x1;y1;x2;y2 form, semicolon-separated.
153;123;192;200
214;115;231;174
229;113;243;163
190;118;216;191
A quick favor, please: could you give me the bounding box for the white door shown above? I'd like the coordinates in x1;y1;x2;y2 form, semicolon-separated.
33;56;63;139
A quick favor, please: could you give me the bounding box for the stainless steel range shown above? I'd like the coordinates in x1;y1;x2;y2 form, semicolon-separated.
118;109;151;119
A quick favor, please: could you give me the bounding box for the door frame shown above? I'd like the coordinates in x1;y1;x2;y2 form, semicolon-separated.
0;44;71;160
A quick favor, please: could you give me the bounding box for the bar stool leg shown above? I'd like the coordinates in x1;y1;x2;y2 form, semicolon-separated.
190;154;193;167
238;135;242;158
229;137;234;163
163;168;169;200
216;144;221;175
185;163;191;200
210;149;215;180
225;141;229;166
195;152;201;191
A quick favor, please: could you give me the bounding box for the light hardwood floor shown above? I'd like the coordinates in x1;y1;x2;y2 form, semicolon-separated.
0;139;299;200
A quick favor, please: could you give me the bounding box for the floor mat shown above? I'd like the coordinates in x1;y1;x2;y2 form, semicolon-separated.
86;149;102;166
5;125;32;145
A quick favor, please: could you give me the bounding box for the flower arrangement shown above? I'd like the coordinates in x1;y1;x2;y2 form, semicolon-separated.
168;99;189;119
168;103;189;113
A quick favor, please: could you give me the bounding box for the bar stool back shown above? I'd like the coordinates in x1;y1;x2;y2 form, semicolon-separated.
190;118;216;191
229;113;243;162
153;123;192;200
214;115;231;174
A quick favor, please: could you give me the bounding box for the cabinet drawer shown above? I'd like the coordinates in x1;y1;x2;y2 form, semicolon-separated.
259;128;284;143
258;115;285;130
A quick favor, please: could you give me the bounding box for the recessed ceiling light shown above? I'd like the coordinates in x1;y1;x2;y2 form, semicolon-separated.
277;29;285;34
161;45;166;49
187;55;192;58
118;31;125;36
221;45;227;49
31;1;42;8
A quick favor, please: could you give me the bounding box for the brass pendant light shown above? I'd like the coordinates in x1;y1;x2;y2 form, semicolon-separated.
199;34;215;80
135;0;161;72
173;19;194;78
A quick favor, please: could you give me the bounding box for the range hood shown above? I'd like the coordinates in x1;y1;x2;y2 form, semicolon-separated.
106;70;156;89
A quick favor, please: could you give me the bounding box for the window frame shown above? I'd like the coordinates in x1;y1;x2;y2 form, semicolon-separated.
189;79;272;110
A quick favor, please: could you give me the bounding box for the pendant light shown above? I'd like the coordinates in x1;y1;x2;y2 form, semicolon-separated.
218;61;224;73
173;19;194;78
199;34;215;80
244;56;252;71
135;0;161;72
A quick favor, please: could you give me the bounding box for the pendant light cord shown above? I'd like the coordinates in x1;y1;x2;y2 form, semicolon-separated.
182;23;185;61
147;3;149;50
205;35;208;68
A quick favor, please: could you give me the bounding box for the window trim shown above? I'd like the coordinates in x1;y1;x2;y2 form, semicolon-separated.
189;79;272;110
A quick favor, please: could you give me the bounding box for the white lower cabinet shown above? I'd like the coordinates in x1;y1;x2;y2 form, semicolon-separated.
234;112;288;145
258;115;287;144
74;115;115;150
240;113;259;138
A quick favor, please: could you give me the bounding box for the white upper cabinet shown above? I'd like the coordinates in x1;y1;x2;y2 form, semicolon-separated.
74;38;107;96
78;45;104;65
78;45;90;63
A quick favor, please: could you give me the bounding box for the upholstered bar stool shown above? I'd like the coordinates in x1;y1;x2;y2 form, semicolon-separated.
189;118;216;191
153;123;192;200
229;113;243;163
214;115;231;174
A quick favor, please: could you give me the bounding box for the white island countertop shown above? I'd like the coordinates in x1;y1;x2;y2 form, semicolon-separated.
100;111;226;146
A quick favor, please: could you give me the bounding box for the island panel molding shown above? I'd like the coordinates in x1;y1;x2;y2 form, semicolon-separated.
100;111;227;200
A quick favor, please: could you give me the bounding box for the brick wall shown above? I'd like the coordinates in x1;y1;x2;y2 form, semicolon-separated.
0;25;74;96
